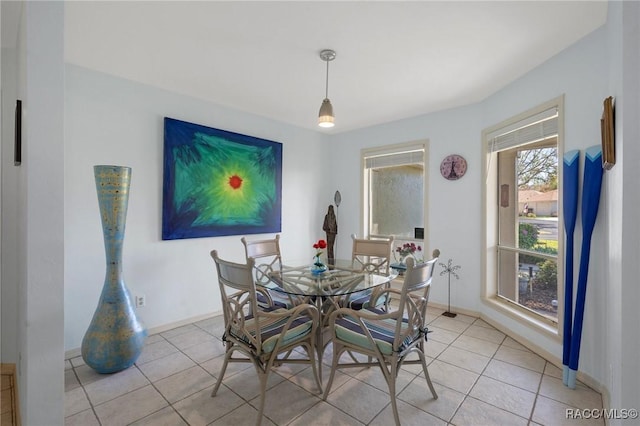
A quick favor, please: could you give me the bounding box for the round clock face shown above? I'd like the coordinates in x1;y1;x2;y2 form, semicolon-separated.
440;154;467;180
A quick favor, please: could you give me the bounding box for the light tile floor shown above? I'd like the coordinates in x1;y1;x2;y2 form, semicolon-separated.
65;307;604;425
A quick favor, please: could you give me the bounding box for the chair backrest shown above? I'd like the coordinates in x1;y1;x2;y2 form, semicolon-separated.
351;233;394;274
210;250;262;347
394;255;438;348
241;235;282;284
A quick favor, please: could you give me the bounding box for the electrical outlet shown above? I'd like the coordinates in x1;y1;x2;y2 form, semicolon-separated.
135;295;146;308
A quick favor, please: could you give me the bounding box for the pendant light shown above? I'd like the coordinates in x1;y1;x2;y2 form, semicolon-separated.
318;49;336;128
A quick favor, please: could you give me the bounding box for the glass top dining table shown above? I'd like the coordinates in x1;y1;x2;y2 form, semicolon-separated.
256;259;398;298
255;259;398;381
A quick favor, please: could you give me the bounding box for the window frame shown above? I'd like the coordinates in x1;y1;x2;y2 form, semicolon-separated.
360;140;429;250
482;96;565;339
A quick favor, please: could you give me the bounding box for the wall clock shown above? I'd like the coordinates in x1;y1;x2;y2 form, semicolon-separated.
440;154;467;181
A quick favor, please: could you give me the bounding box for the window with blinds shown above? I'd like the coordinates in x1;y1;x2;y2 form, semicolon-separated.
484;97;563;327
362;143;426;241
487;106;558;153
364;149;425;169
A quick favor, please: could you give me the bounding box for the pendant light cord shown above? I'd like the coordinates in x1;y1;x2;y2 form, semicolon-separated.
325;59;330;99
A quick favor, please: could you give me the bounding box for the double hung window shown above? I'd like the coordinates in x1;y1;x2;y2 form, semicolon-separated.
362;142;427;250
484;98;563;329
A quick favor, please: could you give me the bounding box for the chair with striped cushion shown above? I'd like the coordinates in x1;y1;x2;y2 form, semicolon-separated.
241;234;298;309
323;256;439;426
210;250;322;425
342;234;394;310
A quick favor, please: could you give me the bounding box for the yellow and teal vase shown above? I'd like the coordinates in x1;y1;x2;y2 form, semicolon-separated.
81;165;146;374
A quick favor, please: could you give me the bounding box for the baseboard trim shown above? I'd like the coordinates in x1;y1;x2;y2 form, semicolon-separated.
64;310;223;360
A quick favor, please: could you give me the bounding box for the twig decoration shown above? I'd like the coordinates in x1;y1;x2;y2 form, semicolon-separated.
439;259;461;279
439;258;461;317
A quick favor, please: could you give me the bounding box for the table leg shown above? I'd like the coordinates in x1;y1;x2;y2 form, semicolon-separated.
315;296;325;384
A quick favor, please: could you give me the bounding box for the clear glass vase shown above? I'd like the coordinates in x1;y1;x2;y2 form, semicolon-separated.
311;255;327;275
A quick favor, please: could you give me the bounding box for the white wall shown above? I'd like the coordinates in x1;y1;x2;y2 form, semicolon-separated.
1;36;19;363
16;2;65;424
604;1;640;421
64;65;328;351
327;25;610;386
618;1;640;416
603;0;624;414
329;104;482;313
482;27;609;384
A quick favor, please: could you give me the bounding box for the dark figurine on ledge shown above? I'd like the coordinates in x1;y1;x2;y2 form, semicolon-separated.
323;205;338;261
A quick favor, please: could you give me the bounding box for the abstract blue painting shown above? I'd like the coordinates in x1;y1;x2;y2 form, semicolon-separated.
162;117;282;240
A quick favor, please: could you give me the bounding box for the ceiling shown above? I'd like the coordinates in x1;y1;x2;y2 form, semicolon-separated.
41;2;610;133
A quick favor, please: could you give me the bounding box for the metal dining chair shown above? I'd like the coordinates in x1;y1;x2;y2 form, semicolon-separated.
323;256;439;426
210;250;322;425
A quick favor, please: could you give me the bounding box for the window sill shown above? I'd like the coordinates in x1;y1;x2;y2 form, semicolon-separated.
482;295;561;342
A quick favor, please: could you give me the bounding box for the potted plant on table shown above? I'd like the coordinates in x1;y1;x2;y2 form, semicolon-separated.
395;242;422;265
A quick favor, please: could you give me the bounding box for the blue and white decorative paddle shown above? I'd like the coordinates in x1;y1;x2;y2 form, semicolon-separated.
567;145;604;389
562;150;580;385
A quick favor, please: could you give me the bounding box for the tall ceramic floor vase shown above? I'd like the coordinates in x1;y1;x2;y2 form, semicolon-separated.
81;165;147;374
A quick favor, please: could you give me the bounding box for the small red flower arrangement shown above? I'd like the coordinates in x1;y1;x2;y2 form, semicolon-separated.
311;239;328;273
313;239;327;257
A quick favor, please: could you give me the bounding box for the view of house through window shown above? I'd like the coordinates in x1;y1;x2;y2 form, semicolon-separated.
498;141;559;320
362;144;426;260
487;100;561;325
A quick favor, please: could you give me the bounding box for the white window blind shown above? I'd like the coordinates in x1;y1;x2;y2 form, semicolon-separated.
365;150;424;169
488;107;558;153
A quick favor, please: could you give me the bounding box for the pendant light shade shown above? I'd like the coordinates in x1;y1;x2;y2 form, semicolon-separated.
318;98;334;128
318;49;336;128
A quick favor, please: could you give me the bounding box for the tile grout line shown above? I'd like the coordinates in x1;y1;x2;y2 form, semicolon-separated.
527;360;549;425
444;321;500;424
65;314;603;426
71;365;103;425
132;358;192;425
